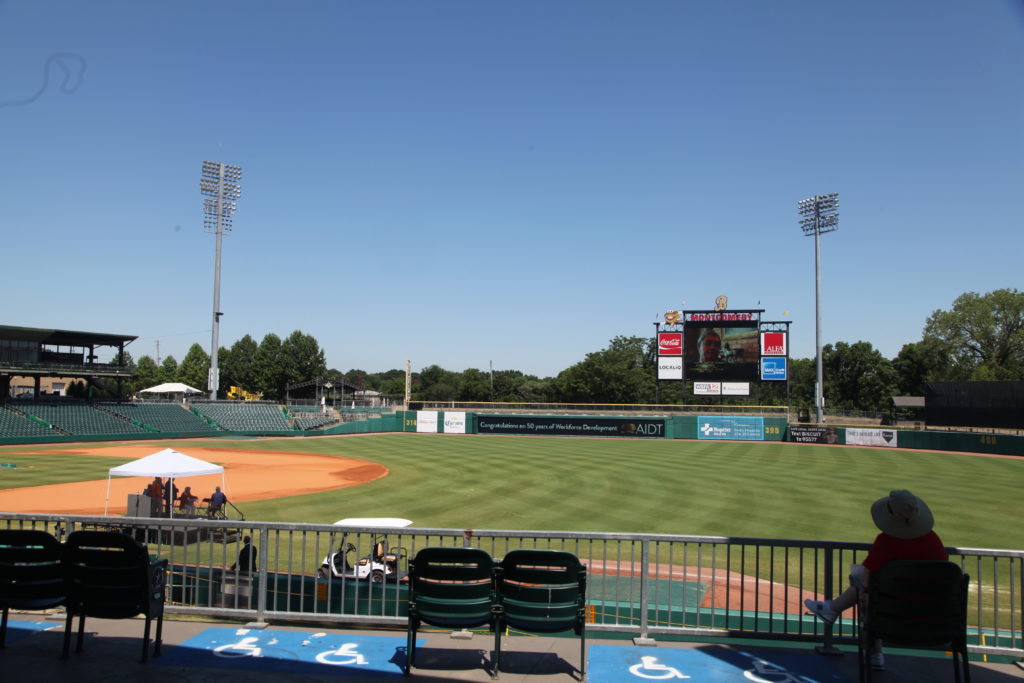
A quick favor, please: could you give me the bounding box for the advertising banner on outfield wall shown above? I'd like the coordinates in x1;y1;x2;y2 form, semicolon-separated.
697;416;764;441
416;410;439;433
658;356;683;380
443;412;466;434
476;415;665;438
789;426;841;444
846;428;898;448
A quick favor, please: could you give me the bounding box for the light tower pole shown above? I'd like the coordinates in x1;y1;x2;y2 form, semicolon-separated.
201;161;242;400
799;193;839;424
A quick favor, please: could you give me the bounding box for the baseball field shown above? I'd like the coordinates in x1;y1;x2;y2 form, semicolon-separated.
0;433;1021;551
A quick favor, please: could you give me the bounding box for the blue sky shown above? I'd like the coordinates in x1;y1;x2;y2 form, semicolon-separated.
2;1;1022;379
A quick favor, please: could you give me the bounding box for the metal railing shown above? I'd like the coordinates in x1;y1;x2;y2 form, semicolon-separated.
2;513;1020;659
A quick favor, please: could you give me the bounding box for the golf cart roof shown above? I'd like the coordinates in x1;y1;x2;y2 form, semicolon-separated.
332;517;413;528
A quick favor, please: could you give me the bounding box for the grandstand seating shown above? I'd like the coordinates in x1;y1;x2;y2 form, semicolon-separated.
12;402;149;436
0;406;55;437
293;415;339;430
101;403;220;434
192;403;292;431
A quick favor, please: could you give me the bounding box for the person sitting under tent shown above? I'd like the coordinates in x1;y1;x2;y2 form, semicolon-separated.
178;486;198;514
205;486;228;518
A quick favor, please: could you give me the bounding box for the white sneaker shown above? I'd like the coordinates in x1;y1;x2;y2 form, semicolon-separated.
870;652;885;671
803;598;838;625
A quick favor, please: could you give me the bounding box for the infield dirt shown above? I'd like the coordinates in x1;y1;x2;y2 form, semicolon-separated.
0;443;386;515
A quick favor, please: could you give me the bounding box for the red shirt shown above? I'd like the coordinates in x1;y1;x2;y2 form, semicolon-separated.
863;530;948;572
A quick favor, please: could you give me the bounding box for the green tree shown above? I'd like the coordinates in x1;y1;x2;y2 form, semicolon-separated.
66;379;88;398
553;336;655;404
923;288;1024;380
893;338;955;395
280;330;327;387
253;333;284;399
158;356;179;384
459;368;491;401
133;355;160;393
112;350;134;367
178;343;211;391
414;364;463;401
821;341;897;411
221;334;259;393
785;357;816;411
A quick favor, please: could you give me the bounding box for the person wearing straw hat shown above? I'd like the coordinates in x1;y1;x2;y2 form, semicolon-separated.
804;490;948;670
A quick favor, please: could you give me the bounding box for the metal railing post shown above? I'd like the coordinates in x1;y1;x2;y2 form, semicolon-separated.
255;526;269;624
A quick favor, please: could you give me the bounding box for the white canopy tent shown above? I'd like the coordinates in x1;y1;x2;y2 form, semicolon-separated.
104;447;225;517
138;382;203;402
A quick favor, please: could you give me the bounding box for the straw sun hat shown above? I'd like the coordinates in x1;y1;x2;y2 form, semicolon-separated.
870;490;934;539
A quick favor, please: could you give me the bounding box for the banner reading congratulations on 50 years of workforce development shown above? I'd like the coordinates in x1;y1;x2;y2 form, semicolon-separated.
476;415;665;438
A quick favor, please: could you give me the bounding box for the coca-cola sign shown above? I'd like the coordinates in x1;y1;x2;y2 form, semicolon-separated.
658;332;683;355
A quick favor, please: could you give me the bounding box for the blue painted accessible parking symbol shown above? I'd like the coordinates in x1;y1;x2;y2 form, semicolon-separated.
158;627;416;677
587;646;847;682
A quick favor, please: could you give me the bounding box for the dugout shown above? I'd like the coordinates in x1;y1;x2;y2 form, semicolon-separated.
925;381;1024;430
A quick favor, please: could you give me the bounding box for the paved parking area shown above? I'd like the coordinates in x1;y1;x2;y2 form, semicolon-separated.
3;614;1023;682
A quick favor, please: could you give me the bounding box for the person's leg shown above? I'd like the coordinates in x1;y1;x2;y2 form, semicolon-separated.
805;581;859;624
830;583;859;612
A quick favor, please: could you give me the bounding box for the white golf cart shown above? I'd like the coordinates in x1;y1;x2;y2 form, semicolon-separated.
316;517;412;583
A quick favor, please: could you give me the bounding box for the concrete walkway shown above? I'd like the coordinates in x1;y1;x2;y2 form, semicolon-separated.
2;613;1023;682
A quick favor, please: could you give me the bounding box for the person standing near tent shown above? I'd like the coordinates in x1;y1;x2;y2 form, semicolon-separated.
163;478;178;514
145;477;163;500
231;536;257;574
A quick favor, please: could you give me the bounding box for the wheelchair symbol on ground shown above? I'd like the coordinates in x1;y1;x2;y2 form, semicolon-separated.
629;655;691;679
744;658;807;682
213;635;263;658
315;642;369;666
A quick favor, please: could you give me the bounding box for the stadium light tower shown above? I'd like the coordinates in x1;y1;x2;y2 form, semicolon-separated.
799;192;839;424
201;161;242;400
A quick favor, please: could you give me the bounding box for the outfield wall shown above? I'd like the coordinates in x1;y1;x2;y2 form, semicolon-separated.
1;408;1021;457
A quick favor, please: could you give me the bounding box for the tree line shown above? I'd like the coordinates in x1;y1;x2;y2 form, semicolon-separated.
74;289;1024;410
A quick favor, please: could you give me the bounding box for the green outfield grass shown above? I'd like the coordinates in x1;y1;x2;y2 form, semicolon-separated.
1;434;1022;550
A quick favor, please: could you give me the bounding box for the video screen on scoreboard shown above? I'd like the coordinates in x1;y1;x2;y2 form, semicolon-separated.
684;323;759;381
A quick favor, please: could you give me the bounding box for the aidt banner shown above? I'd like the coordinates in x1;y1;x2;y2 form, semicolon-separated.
416;410;438;433
443;411;466;434
658;356;683;380
846;428;898;448
694;382;721;396
698;416;765;441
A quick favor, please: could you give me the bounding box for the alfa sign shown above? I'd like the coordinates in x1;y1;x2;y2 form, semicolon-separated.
760;357;787;381
760;332;787;356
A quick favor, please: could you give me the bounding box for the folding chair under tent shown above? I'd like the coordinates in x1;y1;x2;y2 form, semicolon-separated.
104;448;225;517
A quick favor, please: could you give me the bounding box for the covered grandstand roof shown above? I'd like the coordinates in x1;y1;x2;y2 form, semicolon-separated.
0;325;137;347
